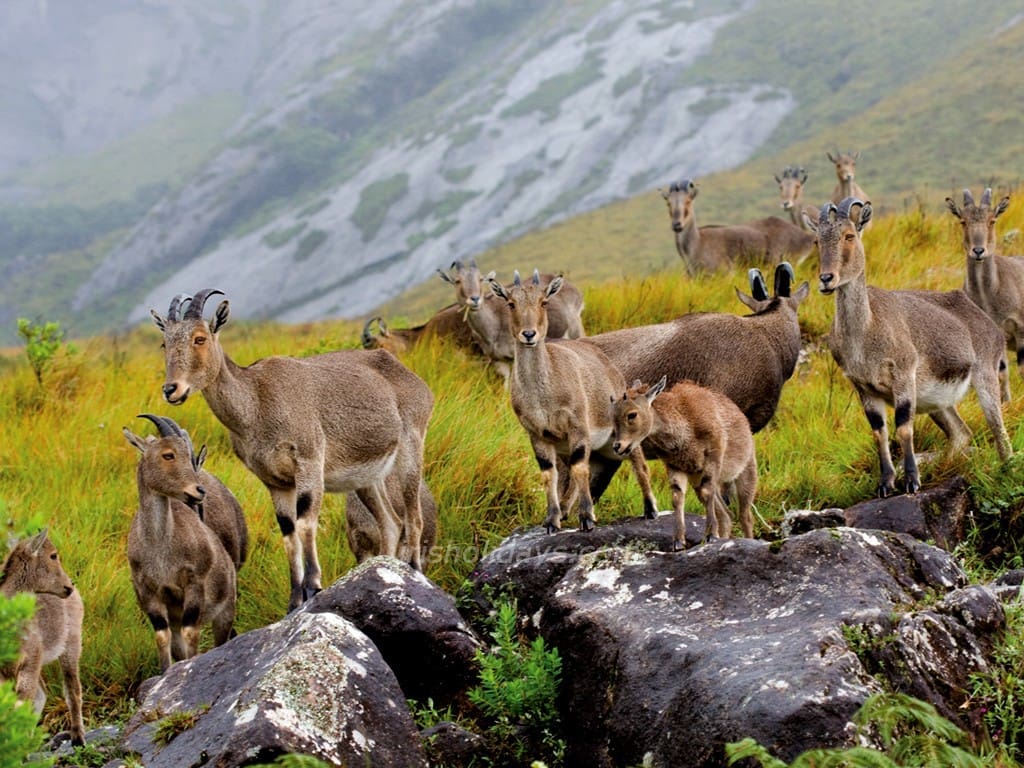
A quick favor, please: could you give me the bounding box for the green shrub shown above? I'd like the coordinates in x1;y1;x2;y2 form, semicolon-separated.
16;318;73;386
0;591;52;767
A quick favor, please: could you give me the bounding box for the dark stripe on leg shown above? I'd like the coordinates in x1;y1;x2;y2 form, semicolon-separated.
276;514;295;536
866;410;885;431
894;402;912;427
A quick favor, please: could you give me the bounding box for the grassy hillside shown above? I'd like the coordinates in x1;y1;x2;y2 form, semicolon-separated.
4;199;1024;741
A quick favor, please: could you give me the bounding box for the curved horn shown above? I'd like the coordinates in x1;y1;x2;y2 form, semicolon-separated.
513;270;522;286
362;316;381;347
182;289;225;320
836;197;865;221
532;268;541;285
748;268;769;302
963;188;976;207
818;201;839;223
774;262;795;298
138;414;197;466
167;293;191;323
981;188;993;207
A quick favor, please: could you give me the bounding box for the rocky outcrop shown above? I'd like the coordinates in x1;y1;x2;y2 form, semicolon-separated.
303;557;482;703
469;521;1002;768
122;610;426;768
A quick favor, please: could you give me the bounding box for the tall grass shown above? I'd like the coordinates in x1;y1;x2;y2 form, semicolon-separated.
3;196;1024;734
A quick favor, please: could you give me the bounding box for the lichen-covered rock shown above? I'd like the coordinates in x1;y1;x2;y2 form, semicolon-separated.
471;524;997;768
842;475;971;549
122;611;426;768
781;507;845;536
303;556;481;703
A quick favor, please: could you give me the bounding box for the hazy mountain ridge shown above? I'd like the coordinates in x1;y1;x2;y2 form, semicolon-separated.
1;0;1022;342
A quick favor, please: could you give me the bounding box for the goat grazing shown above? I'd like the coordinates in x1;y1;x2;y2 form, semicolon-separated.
361;306;479;355
487;270;635;533
124;414;242;671
946;188;1024;382
611;377;757;550
438;259;585;381
827;150;867;205
661;178;815;275
805;198;1013;497
153;289;434;611
0;529;85;745
775;166;813;231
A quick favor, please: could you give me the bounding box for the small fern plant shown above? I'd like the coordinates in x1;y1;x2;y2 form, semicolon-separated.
726;692;986;768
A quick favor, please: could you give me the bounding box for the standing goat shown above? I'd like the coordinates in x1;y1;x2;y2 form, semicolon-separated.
124;414;243;671
487;270;634;533
661;178;815;275
805;198;1012;497
611;377;757;550
438;259;586;381
0;529;84;745
152;289;434;611
774;166;813;231
827;150;867;205
946;188;1024;382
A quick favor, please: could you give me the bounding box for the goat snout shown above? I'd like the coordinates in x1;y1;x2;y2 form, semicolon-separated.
781;201;793;210
63;584;74;598
163;382;189;404
612;440;629;456
520;329;538;345
468;295;481;309
972;246;987;260
672;222;683;233
819;273;836;294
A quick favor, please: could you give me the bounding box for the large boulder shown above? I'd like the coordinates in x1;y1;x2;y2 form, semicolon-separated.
303;556;482;703
122;611;426;768
470;522;1002;768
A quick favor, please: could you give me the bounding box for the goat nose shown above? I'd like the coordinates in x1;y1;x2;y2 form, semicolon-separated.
672;222;683;232
820;273;835;285
522;329;537;342
469;295;481;308
972;246;986;258
162;383;178;399
196;485;206;498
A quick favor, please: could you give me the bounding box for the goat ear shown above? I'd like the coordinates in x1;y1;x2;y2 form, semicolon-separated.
774;174;781;183
996;196;1011;218
734;288;759;313
800;170;808;184
123;427;149;453
945;197;962;219
801;210;818;234
28;528;49;555
827;151;837;163
211;300;230;333
659;188;669;200
648;376;668;401
791;281;811;303
150;309;166;332
488;278;509;301
856;203;872;231
195;445;208;471
545;275;564;298
437;268;456;285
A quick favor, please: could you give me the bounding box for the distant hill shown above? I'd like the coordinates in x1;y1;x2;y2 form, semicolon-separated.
0;0;1020;343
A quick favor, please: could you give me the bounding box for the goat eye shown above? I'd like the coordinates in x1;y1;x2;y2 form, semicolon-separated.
627;412;637;422
50;552;58;561
507;302;515;310
194;336;206;346
162;452;175;461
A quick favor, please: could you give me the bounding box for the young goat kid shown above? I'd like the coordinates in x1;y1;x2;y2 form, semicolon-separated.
611;378;757;551
488;270;634;534
806;198;1013;497
124;414;243;671
946;188;1024;383
0;529;85;746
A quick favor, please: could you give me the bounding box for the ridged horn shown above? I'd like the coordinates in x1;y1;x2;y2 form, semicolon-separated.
532;268;541;285
167;293;191;323
748;268;769;302
836;197;865;221
362;317;381;347
818;201;839;223
138;414;198;468
774;262;795;298
963;188;976;207
981;188;993;207
182;289;225;320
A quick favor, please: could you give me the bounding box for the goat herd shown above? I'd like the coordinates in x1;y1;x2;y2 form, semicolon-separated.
2;149;1021;748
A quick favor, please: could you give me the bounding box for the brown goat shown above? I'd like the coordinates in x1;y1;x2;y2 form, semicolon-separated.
152;289;434;612
0;529;85;745
827;150;867;205
438;259;585;381
946;187;1024;381
611;377;757;550
124;414;242;671
661;178;815;274
805;197;1012;497
361;306;480;355
774;166;814;231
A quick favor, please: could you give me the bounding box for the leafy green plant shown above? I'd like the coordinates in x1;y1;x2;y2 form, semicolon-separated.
969;599;1024;761
251;755;331;768
16;318;72;386
726;692;986;767
468;598;565;766
0;591;53;768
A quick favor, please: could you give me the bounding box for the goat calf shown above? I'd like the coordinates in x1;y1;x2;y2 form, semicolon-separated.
124;414;242;671
0;529;85;745
611;378;757;550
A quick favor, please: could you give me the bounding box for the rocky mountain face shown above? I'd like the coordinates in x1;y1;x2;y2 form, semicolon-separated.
38;0;784;328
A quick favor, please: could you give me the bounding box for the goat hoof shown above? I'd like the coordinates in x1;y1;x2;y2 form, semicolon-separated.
904;479;921;495
544;523;560;534
301;586;322;603
672;539;685;552
579;517;595;533
876;482;895;499
643;509;657;520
